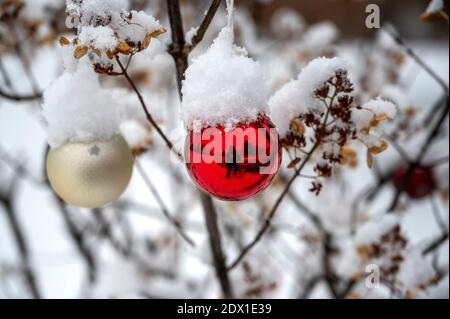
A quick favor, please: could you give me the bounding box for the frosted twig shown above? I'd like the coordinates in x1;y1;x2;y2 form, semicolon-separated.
383;26;449;95
388;97;449;212
135;161;195;246
55;198;97;284
430;195;448;234
0;53;42;102
0;88;42;101
186;0;222;53
115;56;182;159
423;232;449;255
0;179;41;298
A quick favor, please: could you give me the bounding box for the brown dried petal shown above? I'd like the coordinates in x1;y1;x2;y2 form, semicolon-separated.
370;113;391;128
59;36;70;46
116;42;131;55
150;28;166;38
366;150;373;168
289;118;305;135
142;33;152;49
369;140;389;155
74;45;88;59
420;11;449;23
287;157;301;169
106;50;115;59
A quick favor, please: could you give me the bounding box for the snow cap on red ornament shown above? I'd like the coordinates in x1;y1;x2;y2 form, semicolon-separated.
181;1;270;131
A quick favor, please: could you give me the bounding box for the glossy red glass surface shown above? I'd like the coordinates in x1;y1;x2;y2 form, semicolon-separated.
184;114;282;201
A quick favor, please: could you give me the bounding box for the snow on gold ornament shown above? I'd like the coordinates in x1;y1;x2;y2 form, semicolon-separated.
46;135;133;208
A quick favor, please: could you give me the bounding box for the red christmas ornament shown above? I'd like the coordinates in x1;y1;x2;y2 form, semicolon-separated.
392;166;436;199
184;114;282;201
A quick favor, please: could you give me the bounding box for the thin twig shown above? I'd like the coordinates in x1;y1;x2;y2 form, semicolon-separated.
227;142;320;271
227;90;337;271
423;232;449;255
115;55;182;159
0;87;42;101
0;57;13;88
298;275;323;299
388;97;449;212
281;174;340;298
166;0;189;94
165;0;232;298
430;195;448;234
383;134;413;165
135;160;195;246
0;186;41;299
383;26;449;95
186;0;223;53
92;209;176;279
56;198;97;283
200;192;234;298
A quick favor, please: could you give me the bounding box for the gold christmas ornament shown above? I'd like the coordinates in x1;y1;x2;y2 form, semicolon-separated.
46;135;134;208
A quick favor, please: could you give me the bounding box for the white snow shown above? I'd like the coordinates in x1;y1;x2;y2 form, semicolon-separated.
78;26;118;51
67;0;164;55
271;7;305;39
185;27;199;46
120;120;150;149
181;27;269;129
362;98;397;119
381;85;411;108
301;22;339;53
117;10;164;45
70;0;129;25
397;247;436;292
269;57;348;136
42;62;121;148
351;98;397;131
354;215;400;246
426;0;444;13
351;108;374;131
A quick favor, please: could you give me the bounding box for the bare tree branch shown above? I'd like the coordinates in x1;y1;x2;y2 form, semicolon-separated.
166;0;189;95
200;192;234;298
0;188;41;299
165;0;233;298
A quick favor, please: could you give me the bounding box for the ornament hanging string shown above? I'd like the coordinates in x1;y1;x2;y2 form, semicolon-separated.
226;0;235;41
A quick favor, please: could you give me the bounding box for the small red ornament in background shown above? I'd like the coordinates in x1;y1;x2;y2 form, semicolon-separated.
392;165;436;199
185;114;282;201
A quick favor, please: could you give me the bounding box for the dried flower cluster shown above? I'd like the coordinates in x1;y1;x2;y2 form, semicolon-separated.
0;0;23;22
356;224;407;285
341;216;439;298
61;0;165;74
279;66;396;195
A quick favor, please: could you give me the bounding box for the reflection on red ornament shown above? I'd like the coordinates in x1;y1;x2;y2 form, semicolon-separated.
184;114;282;201
392;166;436;199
